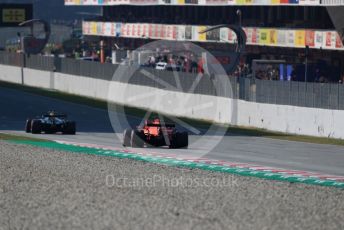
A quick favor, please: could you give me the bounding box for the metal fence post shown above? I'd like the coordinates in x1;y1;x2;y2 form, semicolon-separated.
20;53;26;85
338;83;340;110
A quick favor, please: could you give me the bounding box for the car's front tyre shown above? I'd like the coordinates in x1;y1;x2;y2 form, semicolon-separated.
31;120;42;134
25;119;32;133
170;132;188;149
63;121;76;135
131;130;145;148
122;129;132;147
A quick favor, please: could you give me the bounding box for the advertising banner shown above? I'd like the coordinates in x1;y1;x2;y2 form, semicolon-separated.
66;0;325;4
82;21;343;50
269;29;277;45
198;26;207;41
155;24;161;38
103;22;112;36
130;0;159;4
277;29;286;46
0;4;33;27
325;31;336;49
164;25;175;40
243;0;254;4
286;30;295;47
254;0;270;4
305;30;315;47
288;0;299;4
228;29;236;43
294;30;305;47
206;26;220;41
172;25;177;40
205;0;228;4
116;23;121;37
151;24;157;38
121;23;129;37
90;22;97;35
314;31;324;48
299;0;319;5
82;21;90;35
220;28;228;42
251;28;258;44
137;24;142;37
148;23;153;37
335;33;343;48
177;25;185;40
245;28;252;44
160;24;166;38
132;24;138;37
126;23;132;37
192;26;198;40
110;23;115;36
259;29;269;45
82;0;98;4
185;26;192;40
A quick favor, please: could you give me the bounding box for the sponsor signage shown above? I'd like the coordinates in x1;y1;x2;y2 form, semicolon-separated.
0;4;32;27
82;21;344;50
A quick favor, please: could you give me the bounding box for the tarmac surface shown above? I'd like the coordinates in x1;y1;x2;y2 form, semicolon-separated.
1;86;344;176
1;141;343;230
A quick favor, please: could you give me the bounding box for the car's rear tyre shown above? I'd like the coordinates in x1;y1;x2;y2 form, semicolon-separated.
63;121;76;135
170;132;188;149
25;119;32;133
131;130;145;148
179;132;188;148
31;120;42;134
123;129;132;147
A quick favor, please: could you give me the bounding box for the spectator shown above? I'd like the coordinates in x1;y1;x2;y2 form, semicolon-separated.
318;74;329;83
314;68;321;82
197;58;205;74
339;74;344;84
291;68;297;81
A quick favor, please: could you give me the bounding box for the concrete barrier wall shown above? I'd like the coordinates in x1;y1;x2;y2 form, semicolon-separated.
0;65;343;139
23;68;53;89
54;73;109;100
107;81;233;124
237;100;344;139
0;64;22;84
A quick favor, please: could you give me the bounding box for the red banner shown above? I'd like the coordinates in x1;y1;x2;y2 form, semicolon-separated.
305;30;315;47
325;32;332;47
336;33;343;48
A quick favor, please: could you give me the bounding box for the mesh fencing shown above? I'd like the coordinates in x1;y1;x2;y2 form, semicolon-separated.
1;51;343;110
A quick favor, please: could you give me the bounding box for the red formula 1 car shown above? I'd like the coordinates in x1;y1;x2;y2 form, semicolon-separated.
122;119;188;148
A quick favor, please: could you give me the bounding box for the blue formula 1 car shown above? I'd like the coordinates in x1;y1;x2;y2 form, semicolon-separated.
25;111;76;134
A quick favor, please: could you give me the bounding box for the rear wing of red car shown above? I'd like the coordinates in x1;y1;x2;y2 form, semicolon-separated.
145;122;175;128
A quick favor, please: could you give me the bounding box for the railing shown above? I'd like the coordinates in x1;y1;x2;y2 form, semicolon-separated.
1;51;343;110
239;78;344;110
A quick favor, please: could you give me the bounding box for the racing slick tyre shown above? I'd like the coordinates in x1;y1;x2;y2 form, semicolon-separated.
31;120;42;134
63;121;76;135
122;129;132;147
131;130;145;148
25;119;32;133
170;132;188;149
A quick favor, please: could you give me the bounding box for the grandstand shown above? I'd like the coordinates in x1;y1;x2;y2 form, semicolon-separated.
64;0;344;82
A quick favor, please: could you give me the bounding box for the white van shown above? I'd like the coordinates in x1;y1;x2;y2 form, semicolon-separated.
155;62;167;70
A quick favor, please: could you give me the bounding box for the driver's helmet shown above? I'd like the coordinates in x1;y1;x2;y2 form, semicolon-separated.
49;111;55;116
152;118;160;124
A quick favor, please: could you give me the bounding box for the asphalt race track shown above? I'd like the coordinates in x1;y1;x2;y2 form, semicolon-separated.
1;86;344;176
